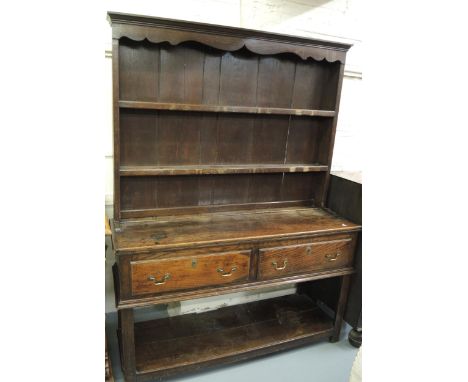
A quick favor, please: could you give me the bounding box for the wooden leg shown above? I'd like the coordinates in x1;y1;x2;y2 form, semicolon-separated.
118;309;136;382
330;274;351;343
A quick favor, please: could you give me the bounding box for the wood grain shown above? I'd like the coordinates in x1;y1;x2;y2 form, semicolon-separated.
116;267;355;309
109;13;355;381
120;164;328;176
120;109;158;166
330;274;351;342
119;101;336;117
258;237;355;280
131;251;250;295
108;12;351;63
120;200;314;219
119;173;325;216
119;39;159;101
134;294;334;375
118;309;136;381
112;39;121;220
114;207;360;254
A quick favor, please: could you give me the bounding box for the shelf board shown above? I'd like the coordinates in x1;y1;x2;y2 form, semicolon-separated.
134;294;334;376
120;164;329;176
119;100;336;117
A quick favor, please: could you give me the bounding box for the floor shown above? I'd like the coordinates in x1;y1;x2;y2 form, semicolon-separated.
105;306;359;382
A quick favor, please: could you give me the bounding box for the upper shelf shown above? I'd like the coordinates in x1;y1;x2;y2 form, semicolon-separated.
120;164;329;176
119;101;336;117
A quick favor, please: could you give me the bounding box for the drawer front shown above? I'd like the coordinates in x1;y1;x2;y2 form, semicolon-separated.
258;236;355;280
131;251;251;295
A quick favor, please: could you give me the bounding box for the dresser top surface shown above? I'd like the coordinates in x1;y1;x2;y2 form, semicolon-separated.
112;207;360;254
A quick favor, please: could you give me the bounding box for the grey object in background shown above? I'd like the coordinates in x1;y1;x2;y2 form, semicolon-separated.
327;173;362;345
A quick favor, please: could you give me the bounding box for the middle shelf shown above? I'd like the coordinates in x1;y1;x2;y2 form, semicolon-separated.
119;100;336;117
119;164;329;176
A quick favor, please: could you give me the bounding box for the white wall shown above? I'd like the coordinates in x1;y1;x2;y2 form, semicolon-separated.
104;0;362;312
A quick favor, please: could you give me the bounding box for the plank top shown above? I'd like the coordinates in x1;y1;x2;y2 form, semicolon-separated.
112;207;360;253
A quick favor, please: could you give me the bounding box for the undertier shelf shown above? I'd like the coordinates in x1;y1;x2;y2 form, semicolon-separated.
119;164;329;176
133;294;334;376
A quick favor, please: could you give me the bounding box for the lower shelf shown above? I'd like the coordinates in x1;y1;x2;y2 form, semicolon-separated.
134;294;334;378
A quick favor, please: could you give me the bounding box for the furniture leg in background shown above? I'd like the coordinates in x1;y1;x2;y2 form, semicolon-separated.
327;173;362;347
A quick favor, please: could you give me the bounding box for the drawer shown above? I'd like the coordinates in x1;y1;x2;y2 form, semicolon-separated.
257;236;355;280
131;251;251;295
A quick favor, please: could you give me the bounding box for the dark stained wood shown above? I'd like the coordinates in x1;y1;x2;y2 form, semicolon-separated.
330;274;351;342
120;164;328;176
158;44;184;103
119;39;159;101
120;177;156;211
116;267;355;309
118;309;136;381
251;115;289;163
202;49;222;104
285;117;320;164
161;43;205;103
247;174;282;203
257;56;296;108
280;173;319;201
199;114;218;164
156;112;201;165
219;51;258;106
291;60;340;110
119;173;326;217
119;108;331;169
109;12;357;381
120;109;158;166
216;114;254;163
108;12;351;62
112;38;121;220
327;174;362;330
133;294;334;376
257;235;356;280
119;100;336;117
317;63;346;206
131;250;251;295
120;199;314;219
113;207;360;254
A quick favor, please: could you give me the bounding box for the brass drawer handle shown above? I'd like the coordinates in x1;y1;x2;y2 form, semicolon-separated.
217;266;237;277
325;252;342;262
147;273;171;285
272;259;288;270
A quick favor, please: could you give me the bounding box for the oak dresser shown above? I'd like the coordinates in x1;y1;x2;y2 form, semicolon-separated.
108;12;361;381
